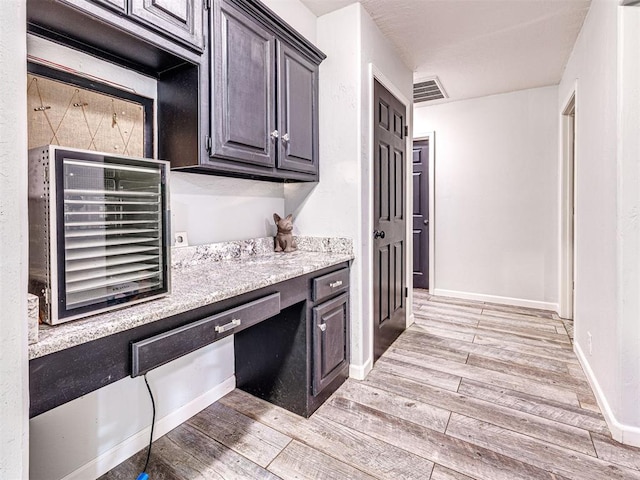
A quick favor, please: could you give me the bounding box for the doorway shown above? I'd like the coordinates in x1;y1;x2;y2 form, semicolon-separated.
412;139;430;290
560;91;576;319
373;78;407;361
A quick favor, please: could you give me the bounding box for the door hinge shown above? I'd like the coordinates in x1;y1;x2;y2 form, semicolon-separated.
404;125;409;137
405;287;409;298
205;135;212;153
204;0;211;10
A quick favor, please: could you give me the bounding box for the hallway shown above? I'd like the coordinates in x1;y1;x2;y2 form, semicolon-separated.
101;291;640;479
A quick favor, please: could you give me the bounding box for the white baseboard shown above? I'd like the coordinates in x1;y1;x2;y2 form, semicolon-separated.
62;376;236;480
432;288;559;313
574;342;640;448
407;312;415;328
350;357;373;380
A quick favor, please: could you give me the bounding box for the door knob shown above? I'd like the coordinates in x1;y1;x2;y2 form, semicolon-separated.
423;219;429;225
270;130;279;140
281;133;290;144
373;230;386;239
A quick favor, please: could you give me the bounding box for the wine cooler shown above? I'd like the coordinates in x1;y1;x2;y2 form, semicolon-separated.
28;146;170;325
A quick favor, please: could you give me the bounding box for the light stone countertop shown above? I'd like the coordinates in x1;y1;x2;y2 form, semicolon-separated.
29;237;353;360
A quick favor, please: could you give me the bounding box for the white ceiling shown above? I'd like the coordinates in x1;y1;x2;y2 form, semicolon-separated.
300;0;591;103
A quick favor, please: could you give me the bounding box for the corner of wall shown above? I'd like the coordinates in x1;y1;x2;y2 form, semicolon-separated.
0;1;29;479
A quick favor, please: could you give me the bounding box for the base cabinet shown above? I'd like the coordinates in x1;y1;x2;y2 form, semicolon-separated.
235;265;350;417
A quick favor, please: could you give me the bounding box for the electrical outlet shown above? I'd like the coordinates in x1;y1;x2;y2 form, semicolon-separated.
588;331;592;355
174;231;189;247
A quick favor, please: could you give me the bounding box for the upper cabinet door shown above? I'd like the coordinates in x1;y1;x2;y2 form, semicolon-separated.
130;0;204;50
277;41;319;175
211;0;277;168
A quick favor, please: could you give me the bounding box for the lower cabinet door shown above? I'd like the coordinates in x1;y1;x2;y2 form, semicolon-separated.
312;293;349;396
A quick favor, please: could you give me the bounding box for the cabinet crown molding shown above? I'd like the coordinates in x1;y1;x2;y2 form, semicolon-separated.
227;0;326;65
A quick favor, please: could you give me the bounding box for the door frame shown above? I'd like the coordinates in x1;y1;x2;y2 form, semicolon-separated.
412;131;436;293
366;64;412;365
559;83;577;320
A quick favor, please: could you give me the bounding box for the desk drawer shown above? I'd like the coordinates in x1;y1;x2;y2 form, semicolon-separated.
131;292;280;376
313;268;349;302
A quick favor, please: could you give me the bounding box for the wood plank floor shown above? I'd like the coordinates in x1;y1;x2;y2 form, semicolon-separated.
100;290;640;480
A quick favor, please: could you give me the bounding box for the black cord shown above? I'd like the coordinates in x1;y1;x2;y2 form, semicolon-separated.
142;373;156;475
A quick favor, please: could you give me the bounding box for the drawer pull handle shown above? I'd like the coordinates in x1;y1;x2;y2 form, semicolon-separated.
330;280;343;288
215;318;241;333
318;323;327;332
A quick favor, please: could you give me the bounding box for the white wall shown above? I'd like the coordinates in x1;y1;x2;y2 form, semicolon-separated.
558;0;620;434
414;86;560;309
170;173;284;244
262;0;317;43
560;0;640;446
30;338;234;480
286;3;413;377
0;1;29;478
616;4;640;438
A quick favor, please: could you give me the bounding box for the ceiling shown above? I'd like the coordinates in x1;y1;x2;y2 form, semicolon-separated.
300;0;591;103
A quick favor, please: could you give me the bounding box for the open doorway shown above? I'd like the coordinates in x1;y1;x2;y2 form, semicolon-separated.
560;91;576;320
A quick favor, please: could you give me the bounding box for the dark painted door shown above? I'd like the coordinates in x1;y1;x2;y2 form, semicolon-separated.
211;0;277;167
373;79;406;361
277;41;319;174
130;0;204;50
412;139;429;289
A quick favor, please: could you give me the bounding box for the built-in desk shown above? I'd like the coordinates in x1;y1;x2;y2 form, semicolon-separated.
29;240;353;418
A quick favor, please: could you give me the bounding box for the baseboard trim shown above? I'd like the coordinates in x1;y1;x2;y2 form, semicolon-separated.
349;357;373;380
574;342;640;447
432;288;559;312
62;376;236;480
407;312;415;327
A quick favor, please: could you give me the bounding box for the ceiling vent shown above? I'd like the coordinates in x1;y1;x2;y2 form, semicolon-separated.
413;77;447;103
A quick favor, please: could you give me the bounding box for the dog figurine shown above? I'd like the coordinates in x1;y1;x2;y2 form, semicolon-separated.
274;213;297;252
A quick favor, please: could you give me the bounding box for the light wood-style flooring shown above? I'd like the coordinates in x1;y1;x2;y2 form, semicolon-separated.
101;290;640;479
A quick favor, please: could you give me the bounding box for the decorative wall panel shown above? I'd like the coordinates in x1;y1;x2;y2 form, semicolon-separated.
27;74;145;157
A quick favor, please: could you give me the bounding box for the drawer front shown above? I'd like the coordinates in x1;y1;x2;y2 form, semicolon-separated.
312;293;349;396
131;292;280;376
312;268;349;302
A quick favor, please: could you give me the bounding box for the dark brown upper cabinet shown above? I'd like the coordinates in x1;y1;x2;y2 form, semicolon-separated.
130;0;204;51
212;0;277;168
176;0;324;182
92;0;126;13
28;0;208;176
30;0;204;53
276;42;318;175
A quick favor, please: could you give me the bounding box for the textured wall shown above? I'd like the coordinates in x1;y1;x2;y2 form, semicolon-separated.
0;1;29;478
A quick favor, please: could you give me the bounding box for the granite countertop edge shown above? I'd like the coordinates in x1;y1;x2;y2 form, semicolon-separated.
29;248;353;360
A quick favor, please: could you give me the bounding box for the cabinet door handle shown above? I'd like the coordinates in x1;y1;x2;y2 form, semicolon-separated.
215;318;241;333
270;130;279;140
318;323;327;332
330;280;343;288
281;133;290;144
